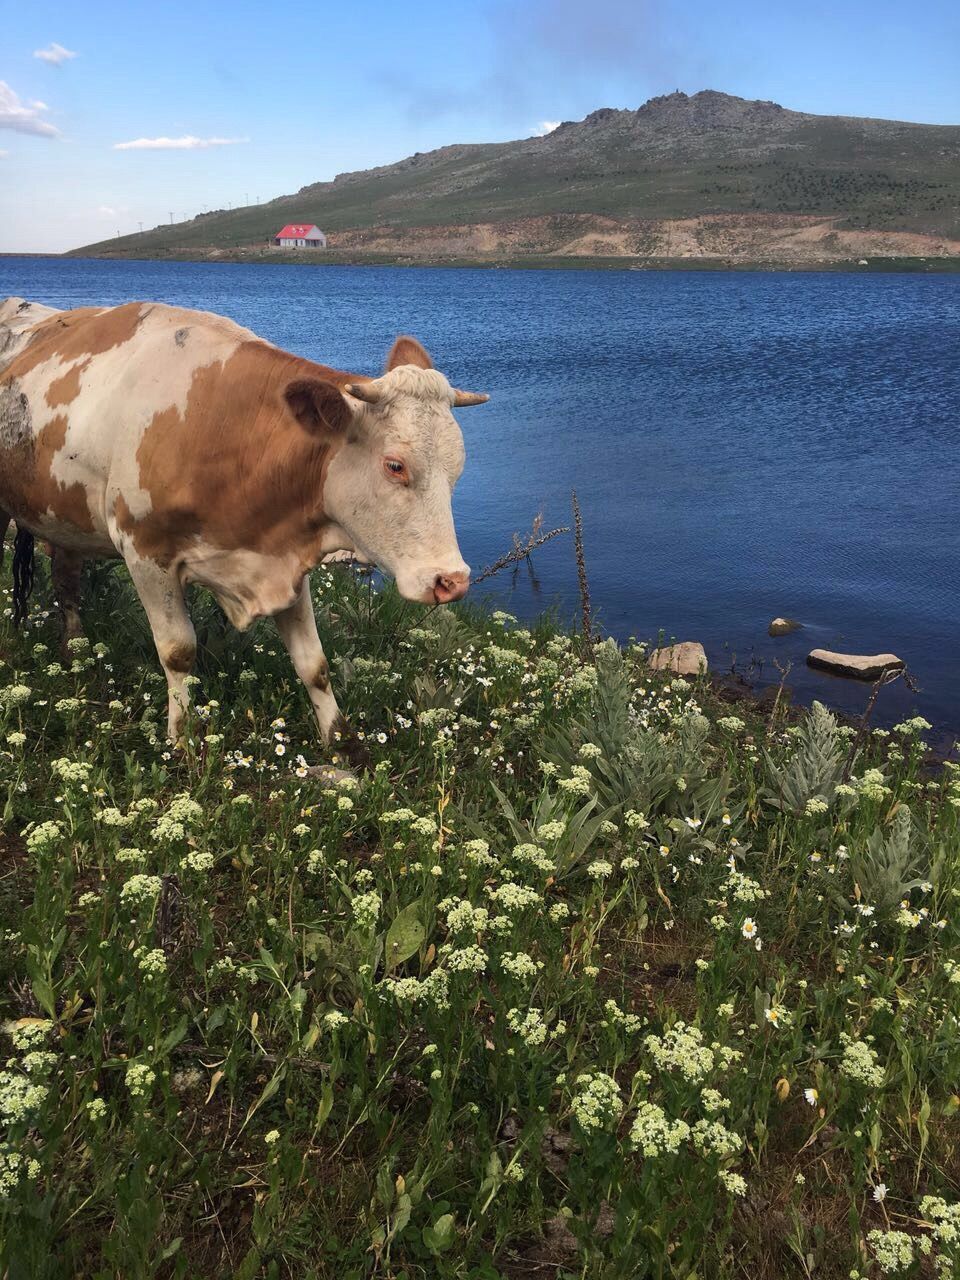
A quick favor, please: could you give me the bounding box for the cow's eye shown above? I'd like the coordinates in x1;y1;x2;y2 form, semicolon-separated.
383;457;408;482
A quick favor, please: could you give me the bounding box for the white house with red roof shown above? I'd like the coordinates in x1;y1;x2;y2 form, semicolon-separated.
273;223;327;249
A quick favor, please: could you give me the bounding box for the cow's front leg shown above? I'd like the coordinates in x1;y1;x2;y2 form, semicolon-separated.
124;554;197;741
273;580;367;768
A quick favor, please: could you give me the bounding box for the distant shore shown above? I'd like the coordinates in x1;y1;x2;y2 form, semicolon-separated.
34;249;960;274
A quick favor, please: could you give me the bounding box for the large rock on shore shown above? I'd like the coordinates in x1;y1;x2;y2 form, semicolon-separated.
648;641;708;676
769;617;802;636
806;649;904;680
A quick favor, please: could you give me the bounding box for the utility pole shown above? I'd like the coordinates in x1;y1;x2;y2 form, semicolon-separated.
245;192;249;206
169;212;174;224
138;221;143;234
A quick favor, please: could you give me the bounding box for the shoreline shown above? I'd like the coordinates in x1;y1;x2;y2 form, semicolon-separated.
36;250;960;275
707;665;958;760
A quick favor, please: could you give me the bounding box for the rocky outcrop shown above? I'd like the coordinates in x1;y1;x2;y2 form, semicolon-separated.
649;641;708;676
806;649;904;680
769;617;802;636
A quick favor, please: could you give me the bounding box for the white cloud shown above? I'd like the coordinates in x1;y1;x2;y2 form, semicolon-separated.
534;120;561;135
112;135;249;151
97;205;117;217
0;150;8;159
0;82;59;137
34;43;78;65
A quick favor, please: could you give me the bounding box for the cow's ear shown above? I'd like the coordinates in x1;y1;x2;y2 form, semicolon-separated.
386;335;433;371
284;379;352;434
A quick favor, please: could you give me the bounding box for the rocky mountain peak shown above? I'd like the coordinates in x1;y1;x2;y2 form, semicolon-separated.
636;89;789;121
542;91;803;150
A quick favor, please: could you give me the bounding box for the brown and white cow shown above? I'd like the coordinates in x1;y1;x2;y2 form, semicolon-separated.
0;297;487;753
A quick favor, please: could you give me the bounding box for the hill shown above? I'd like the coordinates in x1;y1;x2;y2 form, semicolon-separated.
73;90;960;266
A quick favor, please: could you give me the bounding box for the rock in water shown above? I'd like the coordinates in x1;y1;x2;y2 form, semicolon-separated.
648;641;708;676
806;649;904;680
769;617;802;636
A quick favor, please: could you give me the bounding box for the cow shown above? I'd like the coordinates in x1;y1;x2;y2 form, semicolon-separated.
0;297;488;759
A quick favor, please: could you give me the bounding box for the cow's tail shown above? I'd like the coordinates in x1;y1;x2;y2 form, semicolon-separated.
12;526;35;626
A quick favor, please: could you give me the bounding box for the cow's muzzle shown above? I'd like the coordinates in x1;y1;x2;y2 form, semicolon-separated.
431;571;470;604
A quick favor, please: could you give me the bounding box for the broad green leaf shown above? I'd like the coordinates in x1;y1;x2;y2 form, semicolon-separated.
206;1004;228;1033
376;1161;395;1210
235;1246;261;1280
32;976;56;1019
303;931;333;961
423;1213;456;1254
393;1192;412;1235
384;903;425;973
49;926;67;964
160;1014;189;1056
316;1080;334;1130
240;1064;285;1131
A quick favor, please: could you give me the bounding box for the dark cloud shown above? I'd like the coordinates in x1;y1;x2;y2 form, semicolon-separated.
381;0;708;128
492;0;678;82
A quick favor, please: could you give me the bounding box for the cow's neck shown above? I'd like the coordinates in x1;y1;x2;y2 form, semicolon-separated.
181;402;346;626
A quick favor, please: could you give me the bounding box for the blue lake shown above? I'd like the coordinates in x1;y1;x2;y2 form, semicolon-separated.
2;256;958;739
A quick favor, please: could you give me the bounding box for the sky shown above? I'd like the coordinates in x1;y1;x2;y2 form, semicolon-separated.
1;0;959;253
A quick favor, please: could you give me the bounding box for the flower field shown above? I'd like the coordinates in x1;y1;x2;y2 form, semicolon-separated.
2;559;960;1279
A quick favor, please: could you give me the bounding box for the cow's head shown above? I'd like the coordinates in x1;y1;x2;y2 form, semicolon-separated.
284;336;487;604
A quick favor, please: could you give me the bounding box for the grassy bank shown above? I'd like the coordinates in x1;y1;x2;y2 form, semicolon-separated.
63;249;960;274
2;559;960;1278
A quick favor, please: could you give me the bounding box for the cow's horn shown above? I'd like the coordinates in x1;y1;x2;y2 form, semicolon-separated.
452;389;490;407
344;381;382;404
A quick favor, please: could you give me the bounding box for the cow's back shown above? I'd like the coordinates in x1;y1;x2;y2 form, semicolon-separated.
0;300;264;552
0;297;62;375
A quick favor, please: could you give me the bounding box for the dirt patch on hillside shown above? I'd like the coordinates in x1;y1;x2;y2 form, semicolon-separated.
325;212;960;263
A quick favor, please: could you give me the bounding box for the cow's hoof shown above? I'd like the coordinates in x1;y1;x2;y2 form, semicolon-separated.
59;625;85;660
329;717;372;773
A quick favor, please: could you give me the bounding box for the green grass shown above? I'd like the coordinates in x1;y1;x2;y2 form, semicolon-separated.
2;555;960;1279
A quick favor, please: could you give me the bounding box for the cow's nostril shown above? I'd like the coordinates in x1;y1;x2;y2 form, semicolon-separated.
433;572;469;603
